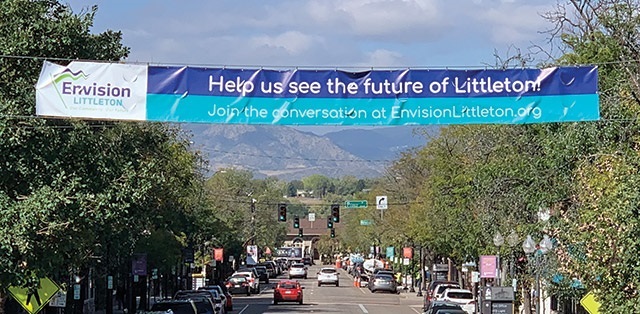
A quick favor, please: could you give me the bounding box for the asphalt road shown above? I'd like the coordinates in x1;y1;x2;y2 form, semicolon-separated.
227;264;425;314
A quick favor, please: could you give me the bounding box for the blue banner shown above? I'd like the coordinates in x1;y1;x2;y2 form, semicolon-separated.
146;66;598;125
36;62;599;125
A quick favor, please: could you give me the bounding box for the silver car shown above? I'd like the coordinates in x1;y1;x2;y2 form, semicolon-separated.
288;263;307;279
368;274;397;293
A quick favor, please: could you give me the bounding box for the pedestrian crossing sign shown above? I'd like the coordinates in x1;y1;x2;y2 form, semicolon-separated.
8;277;60;314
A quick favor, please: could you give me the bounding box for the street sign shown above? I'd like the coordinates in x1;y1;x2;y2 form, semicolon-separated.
376;196;388;210
360;220;372;226
580;291;601;314
308;213;316;221
8;277;60;314
345;200;368;208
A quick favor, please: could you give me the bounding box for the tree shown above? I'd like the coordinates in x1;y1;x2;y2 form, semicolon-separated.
0;1;203;313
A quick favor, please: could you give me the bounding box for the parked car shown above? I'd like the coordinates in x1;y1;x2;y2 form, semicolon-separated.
150;299;198;314
258;261;279;277
173;290;218;314
226;275;251;296
368;273;397;293
199;285;233;311
424;281;460;309
288;263;307;279
317;267;339;287
440;288;475;314
273;280;304;305
233;270;260;293
423;300;465;314
433;283;462;301
254;265;270;284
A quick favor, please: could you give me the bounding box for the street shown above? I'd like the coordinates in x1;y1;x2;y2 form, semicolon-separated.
228;264;424;314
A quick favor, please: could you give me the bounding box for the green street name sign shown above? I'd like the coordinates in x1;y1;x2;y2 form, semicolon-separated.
345;200;368;208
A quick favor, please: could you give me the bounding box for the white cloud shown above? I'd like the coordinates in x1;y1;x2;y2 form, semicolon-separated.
470;2;551;44
250;31;317;55
362;49;406;67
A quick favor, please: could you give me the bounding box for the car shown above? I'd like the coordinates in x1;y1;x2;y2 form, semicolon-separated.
368;273;397;293
233;270;260;293
150;299;198;314
225;275;251;296
254;265;270;283
303;256;313;265
425;281;460;309
273;280;304;305
199;285;233;311
173;290;218;314
440;288;475;314
433;283;462;301
258;261;279;277
423;301;465;314
288;263;307;279
317;267;339;286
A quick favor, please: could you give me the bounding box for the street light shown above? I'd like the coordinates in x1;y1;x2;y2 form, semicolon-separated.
506;230;519;281
493;231;504;286
522;234;553;314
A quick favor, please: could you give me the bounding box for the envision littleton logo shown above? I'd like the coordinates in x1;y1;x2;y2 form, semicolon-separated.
51;68;132;110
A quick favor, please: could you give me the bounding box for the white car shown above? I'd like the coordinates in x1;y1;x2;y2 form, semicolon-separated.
233;271;260;293
441;288;476;314
288;263;307;279
317;267;339;286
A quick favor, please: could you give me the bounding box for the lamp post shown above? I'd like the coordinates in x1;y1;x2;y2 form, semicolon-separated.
493;231;504;286
416;245;423;297
506;230;519;287
522;234;552;314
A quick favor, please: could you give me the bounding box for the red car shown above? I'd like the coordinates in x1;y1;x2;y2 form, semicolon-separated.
273;280;304;305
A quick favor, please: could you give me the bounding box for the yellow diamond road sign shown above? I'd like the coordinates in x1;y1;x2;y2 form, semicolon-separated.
8;277;60;314
580;291;601;314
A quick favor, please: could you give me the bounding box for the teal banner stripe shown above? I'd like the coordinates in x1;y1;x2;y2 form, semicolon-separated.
145;94;599;125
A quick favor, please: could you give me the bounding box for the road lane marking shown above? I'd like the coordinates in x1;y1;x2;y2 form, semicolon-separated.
238;304;250;314
359;304;369;313
410;307;421;314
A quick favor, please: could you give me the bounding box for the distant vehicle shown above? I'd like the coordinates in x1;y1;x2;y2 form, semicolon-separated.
423;300;465;314
288;263;308;279
199;285;233;311
258;261;278;277
433;283;461;301
317;267;339;287
368;273;397;293
225;275;251;296
440;288;475;314
254;265;270;283
150;299;198;314
273;280;304;305
424;281;460;309
303;256;313;265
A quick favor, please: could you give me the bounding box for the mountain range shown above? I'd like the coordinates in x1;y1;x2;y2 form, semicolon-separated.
182;124;436;181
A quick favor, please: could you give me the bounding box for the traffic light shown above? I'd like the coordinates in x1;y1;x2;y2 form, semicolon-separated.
327;216;333;229
298;228;303;237
293;216;300;229
330;228;335;238
278;203;287;222
331;204;340;223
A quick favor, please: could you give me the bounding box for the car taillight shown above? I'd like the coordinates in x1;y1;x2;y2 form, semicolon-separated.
226;283;232;288
468;300;476;305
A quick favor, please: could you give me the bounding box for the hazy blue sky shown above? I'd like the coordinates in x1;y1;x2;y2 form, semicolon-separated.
63;0;561;134
65;0;559;68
